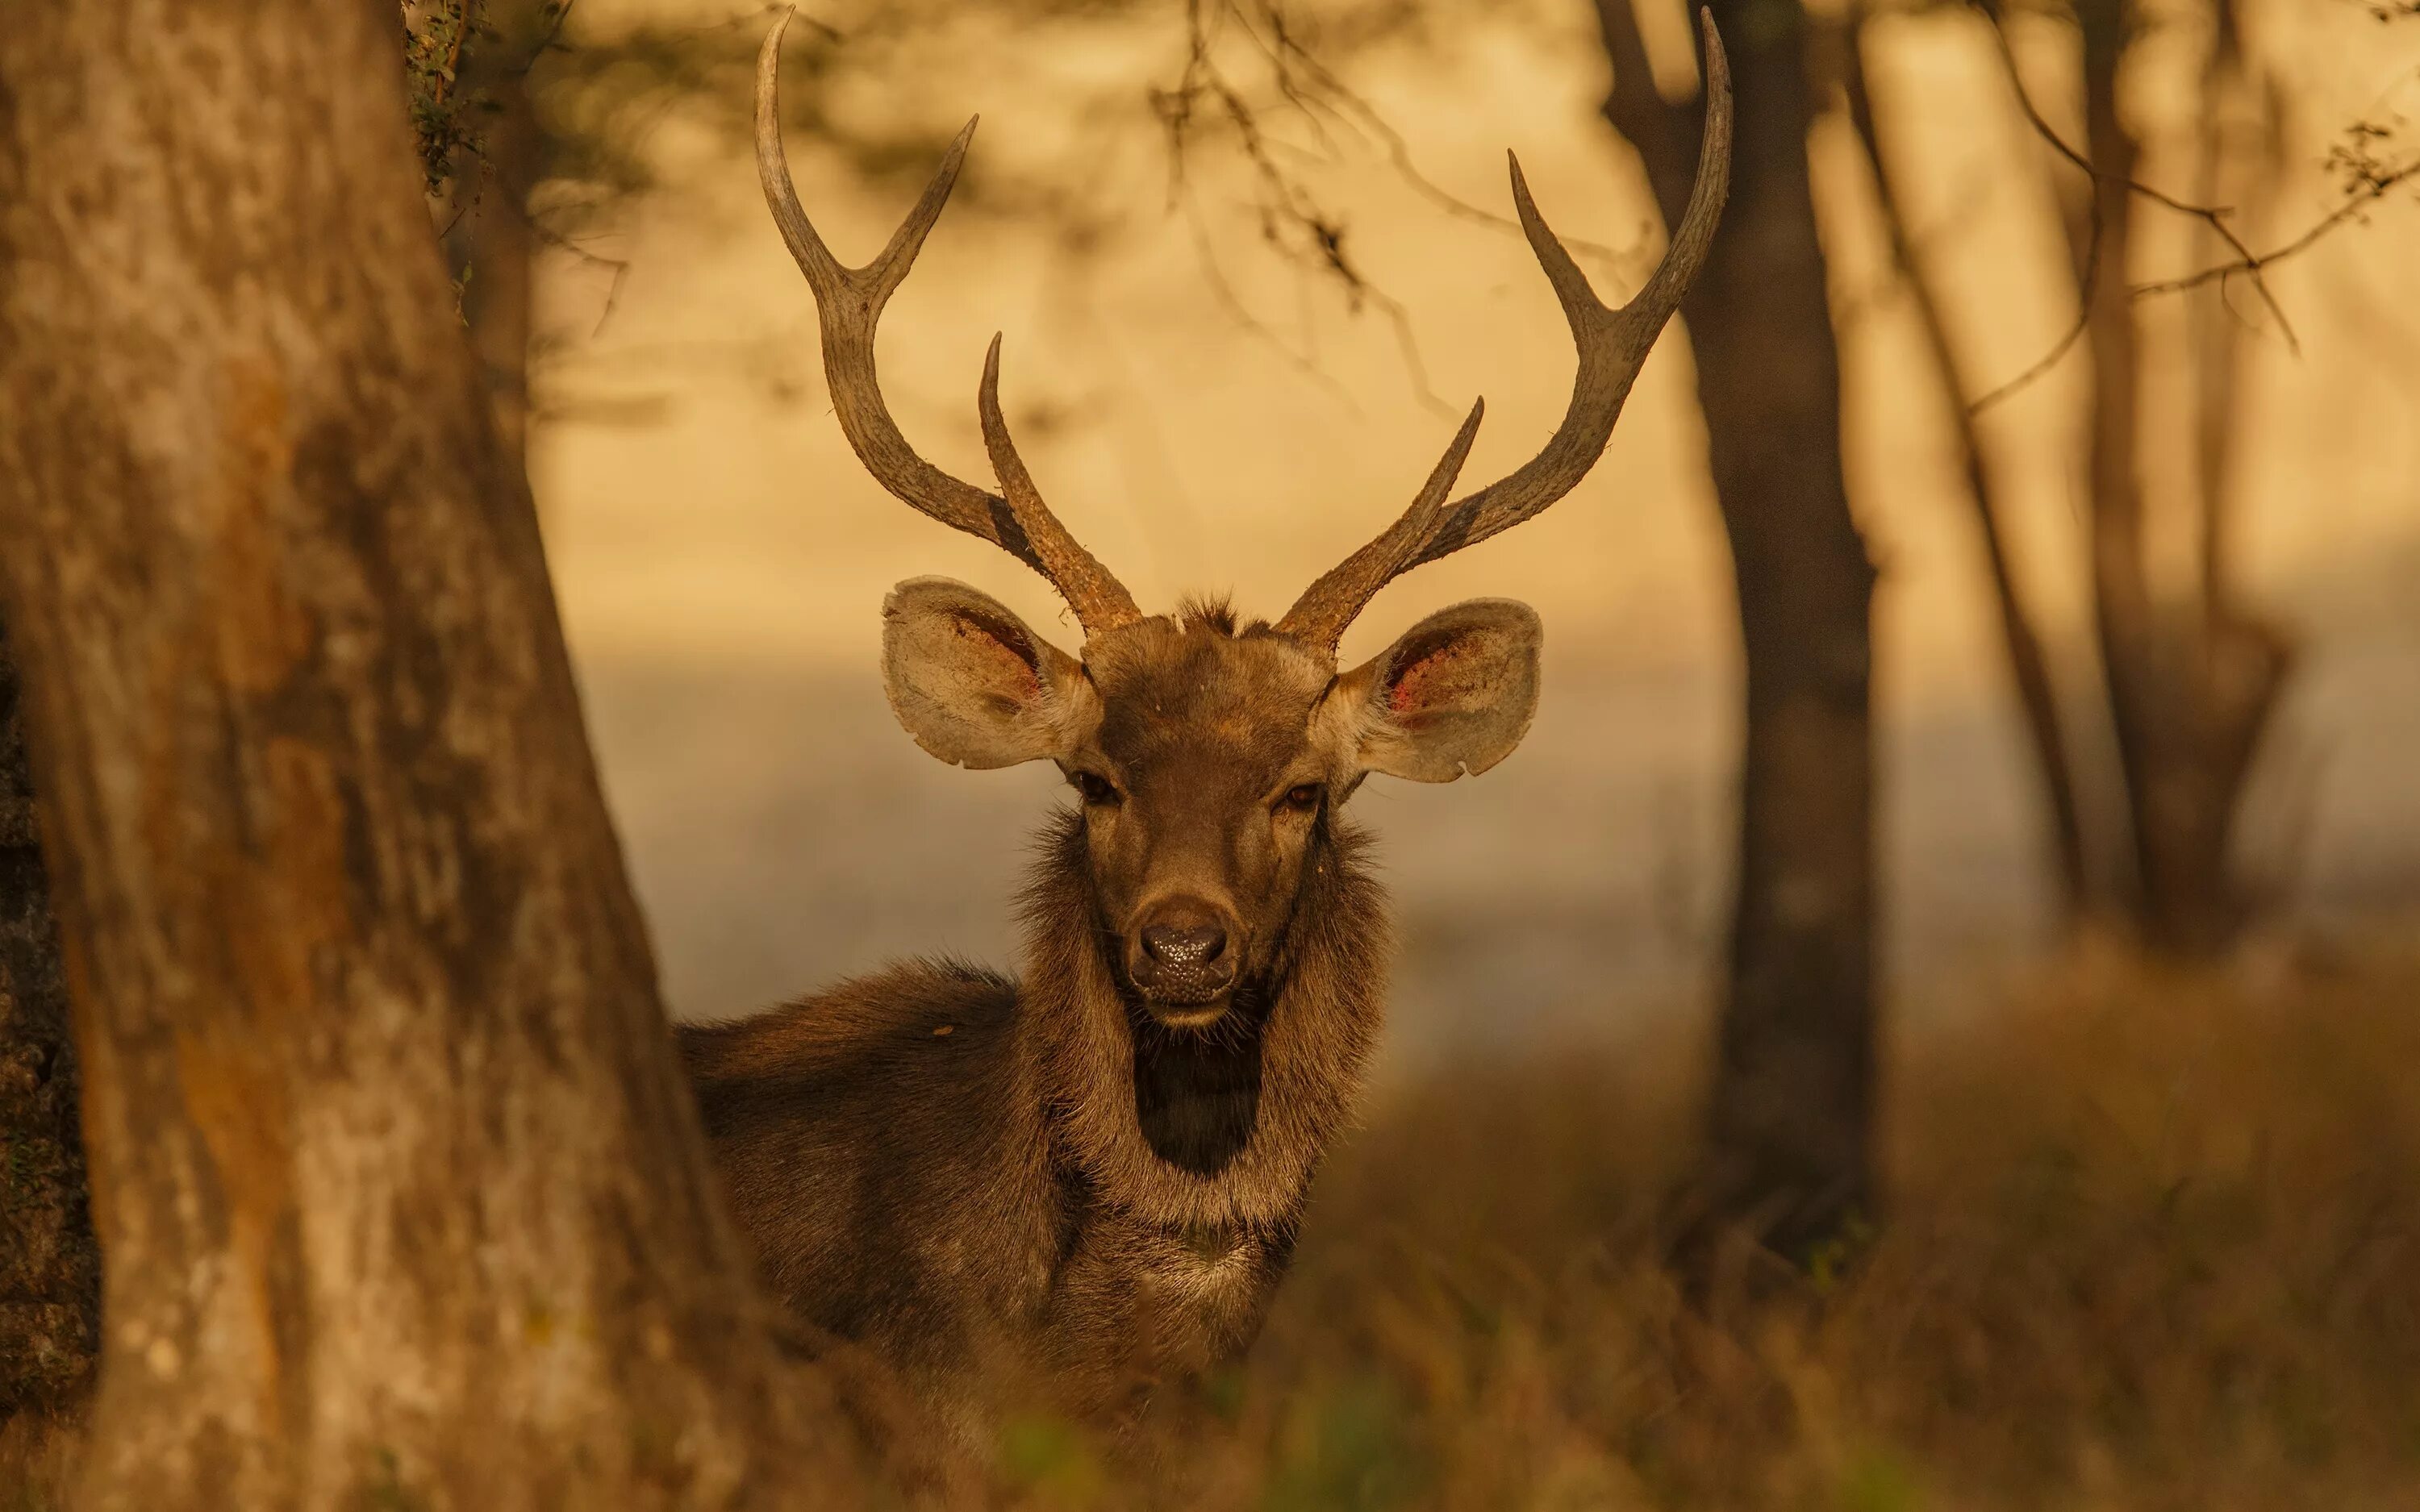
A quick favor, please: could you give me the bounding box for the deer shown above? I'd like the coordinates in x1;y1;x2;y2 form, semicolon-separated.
678;10;1731;1432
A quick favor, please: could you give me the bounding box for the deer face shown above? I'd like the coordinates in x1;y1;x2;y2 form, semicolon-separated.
882;578;1542;1027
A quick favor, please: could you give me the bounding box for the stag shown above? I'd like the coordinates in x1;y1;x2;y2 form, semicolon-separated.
681;10;1731;1427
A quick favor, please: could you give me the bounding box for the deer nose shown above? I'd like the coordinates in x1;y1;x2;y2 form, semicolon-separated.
1128;898;1238;1008
1141;921;1228;968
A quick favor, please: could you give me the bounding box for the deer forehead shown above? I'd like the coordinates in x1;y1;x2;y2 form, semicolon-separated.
1079;617;1342;780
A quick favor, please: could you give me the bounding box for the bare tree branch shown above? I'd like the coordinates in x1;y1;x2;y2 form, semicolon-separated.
1244;1;1653;282
2133;152;2420;299
1154;0;1470;412
1967;0;2309;412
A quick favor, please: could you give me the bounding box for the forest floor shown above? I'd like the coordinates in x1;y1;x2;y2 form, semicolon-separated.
1079;939;2420;1510
6;943;2415;1510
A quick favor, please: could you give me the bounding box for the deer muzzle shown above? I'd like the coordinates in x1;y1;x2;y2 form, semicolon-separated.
1125;897;1239;1018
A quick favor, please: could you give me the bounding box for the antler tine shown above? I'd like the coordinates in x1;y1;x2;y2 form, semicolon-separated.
1274;10;1733;656
1275;400;1485;655
756;10;1140;629
1401;9;1731;571
1613;9;1733;345
981;337;1144;635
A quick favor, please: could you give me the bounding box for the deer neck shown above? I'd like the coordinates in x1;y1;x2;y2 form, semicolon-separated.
1015;811;1390;1235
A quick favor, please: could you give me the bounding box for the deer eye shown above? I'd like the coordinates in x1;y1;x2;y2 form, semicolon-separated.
1069;770;1120;807
1278;783;1323;814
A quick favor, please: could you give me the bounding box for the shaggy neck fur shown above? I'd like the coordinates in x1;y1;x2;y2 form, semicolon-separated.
1016;808;1390;1234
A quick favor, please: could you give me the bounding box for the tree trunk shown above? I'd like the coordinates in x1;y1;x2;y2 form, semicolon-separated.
0;611;98;1420
0;1;886;1503
2184;0;2296;918
1597;0;1880;1269
1842;29;2092;919
2068;0;2289;954
438;1;546;479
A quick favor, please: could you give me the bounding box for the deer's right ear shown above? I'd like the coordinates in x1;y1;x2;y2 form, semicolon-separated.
881;577;1092;769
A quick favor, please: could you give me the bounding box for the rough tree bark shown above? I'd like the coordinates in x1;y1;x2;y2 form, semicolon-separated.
1596;0;1880;1268
0;1;890;1504
0;611;98;1419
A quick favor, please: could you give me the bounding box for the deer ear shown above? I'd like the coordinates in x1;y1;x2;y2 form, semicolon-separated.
1339;598;1542;783
881;577;1091;768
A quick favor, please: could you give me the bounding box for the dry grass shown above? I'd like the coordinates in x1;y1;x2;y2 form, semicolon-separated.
1039;945;2420;1510
7;949;2414;1510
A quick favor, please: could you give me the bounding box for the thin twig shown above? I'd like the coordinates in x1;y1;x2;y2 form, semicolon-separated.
2132;156;2420;298
1364;281;1453;416
1249;2;1648;283
1967;2;2304;409
507;194;633;337
1152;0;1460;413
1179;193;1359;413
1971;194;2101;414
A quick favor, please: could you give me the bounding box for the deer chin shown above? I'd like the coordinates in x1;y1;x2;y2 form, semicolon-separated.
1132;970;1238;1029
1143;996;1233;1031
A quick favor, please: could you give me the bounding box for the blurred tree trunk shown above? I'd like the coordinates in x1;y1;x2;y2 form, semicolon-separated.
0;0;882;1502
2072;0;2289;954
0;614;97;1420
1842;40;2092;919
1596;0;1880;1270
1852;0;2290;956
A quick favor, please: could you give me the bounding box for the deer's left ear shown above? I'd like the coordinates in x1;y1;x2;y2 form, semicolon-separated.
1334;599;1542;783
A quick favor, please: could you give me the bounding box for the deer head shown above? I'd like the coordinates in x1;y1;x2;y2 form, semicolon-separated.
756;10;1731;1029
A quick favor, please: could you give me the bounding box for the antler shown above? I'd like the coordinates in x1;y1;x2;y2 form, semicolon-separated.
1276;9;1734;656
756;10;1141;637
